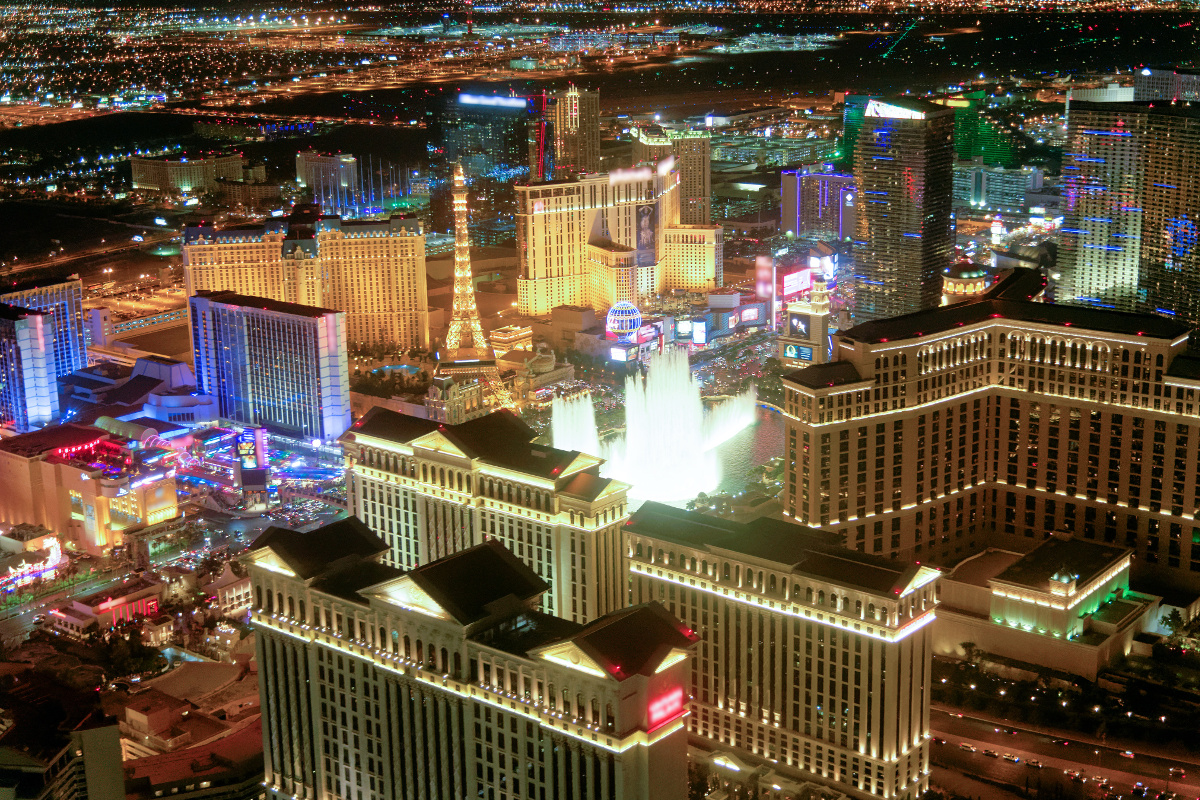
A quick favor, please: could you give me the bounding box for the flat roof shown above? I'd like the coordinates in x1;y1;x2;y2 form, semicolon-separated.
0;424;106;458
992;536;1131;593
193;290;339;318
948;549;1024;588
836;268;1191;345
627;503;926;596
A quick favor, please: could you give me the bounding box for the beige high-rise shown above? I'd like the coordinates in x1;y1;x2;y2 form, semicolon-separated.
183;212;428;349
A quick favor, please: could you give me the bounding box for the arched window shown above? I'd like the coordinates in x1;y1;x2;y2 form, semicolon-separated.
287;597;295;618
403;636;411;658
441;647;449;672
255;587;262;609
298;600;306;622
454;652;462;677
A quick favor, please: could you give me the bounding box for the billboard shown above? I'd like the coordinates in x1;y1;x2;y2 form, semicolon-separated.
787;312;813;342
676;319;693;337
727;313;738;330
236;427;264;470
741;307;760;323
636;202;657;268
609;346;630;362
782;269;812;297
755;255;775;302
784;343;814;361
691;320;708;345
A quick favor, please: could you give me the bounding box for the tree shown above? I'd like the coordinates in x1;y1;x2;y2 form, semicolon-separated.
961;641;979;666
1161;609;1186;643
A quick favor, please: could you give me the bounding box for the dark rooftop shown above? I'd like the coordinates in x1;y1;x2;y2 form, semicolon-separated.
345;407;441;443
0;302;44;322
249;517;388;581
409;540;549;627
193;290;339;319
627;503;924;597
344;408;581;479
783;361;865;390
0;276;81;296
835;268;1191;345
1166;351;1200;381
310;560;405;606
559;472;614;503
471;610;584;658
0;424;106;458
567;602;698;680
992;536;1131;593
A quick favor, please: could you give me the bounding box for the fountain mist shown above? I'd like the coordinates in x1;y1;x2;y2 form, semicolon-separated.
551;349;757;502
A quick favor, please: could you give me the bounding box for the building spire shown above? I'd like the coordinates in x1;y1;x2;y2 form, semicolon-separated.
437;161;516;411
444;160;488;356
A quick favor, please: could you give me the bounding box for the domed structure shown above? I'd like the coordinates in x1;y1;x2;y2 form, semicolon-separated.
606;302;642;343
942;259;990;304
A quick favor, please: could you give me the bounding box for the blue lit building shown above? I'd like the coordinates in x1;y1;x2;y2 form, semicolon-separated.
438;93;534;179
0;277;86;378
852;98;956;323
0;303;59;432
1059;102;1200;321
190;291;351;443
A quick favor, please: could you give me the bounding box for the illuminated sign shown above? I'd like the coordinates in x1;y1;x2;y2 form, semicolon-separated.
636;323;659;344
676;319;693;337
865;99;927;120
236;428;260;470
741;307;760;323
609;167;653;185
754;255;775;302
782;269;812;297
727;313;738;330
459;93;527;109
788;313;813;340
648;687;685;728
609;346;629;362
784;344;814;362
691;321;707;345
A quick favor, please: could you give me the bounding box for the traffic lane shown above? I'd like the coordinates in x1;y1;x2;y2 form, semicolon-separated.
933;734;1197;799
932;710;1196;788
933;744;1090;800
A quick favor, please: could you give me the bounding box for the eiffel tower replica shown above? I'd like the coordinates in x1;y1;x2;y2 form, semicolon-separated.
435;161;516;411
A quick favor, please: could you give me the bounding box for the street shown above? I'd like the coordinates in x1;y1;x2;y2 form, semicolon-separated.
932;709;1198;799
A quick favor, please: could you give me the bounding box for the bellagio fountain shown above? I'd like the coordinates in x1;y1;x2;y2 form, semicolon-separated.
551;348;757;503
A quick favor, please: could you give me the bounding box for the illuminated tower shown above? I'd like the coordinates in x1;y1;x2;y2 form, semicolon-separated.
853;98;955;323
437;162;516;409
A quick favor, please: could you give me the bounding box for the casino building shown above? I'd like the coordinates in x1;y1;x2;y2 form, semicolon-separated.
338;407;631;623
249;519;697;800
783;268;1200;589
625;503;940;800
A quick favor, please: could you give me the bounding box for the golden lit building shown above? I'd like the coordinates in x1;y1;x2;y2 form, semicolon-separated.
783;268;1200;589
183;210;428;349
0;425;178;556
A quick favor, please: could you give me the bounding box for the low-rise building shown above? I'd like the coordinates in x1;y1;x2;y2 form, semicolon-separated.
50;575;165;636
933;534;1160;680
0;425;179;556
202;563;252;618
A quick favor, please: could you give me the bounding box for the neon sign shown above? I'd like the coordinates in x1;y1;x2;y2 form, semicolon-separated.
459;94;527;109
648;686;684;728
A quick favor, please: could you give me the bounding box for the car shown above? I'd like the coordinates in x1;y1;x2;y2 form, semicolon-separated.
1132;784;1146;798
1097;778;1111;787
1026;760;1043;768
1120;751;1135;759
949;712;963;718
984;750;1000;758
1073;775;1088;784
1003;754;1020;763
1065;770;1082;780
1052;738;1071;746
995;727;1018;735
31;614;45;625
1156;793;1175;800
932;737;946;745
1170;769;1187;779
960;743;977;752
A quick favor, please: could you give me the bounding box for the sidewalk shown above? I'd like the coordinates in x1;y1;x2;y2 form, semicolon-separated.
931;766;1028;800
932;703;1200;765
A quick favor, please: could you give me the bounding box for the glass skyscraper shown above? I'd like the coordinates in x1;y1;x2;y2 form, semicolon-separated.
1059;101;1200;321
852;98;956;323
0;303;59;432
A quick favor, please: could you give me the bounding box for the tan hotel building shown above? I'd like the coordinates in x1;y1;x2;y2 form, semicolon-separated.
625;503;940;800
783;268;1200;587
